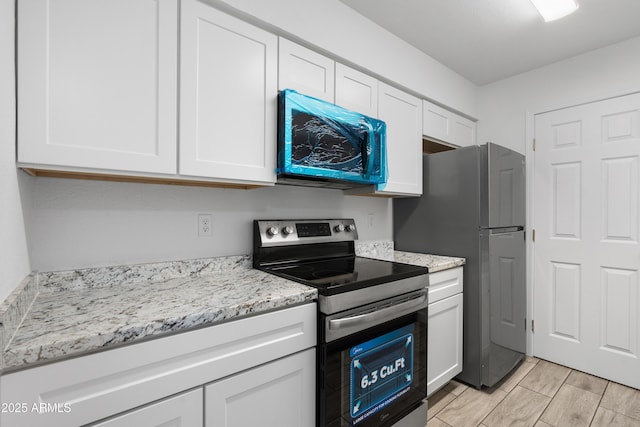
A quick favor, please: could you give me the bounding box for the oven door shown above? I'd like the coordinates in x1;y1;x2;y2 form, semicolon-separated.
319;289;428;427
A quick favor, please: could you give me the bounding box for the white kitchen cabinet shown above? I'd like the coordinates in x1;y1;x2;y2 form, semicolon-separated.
179;0;277;184
427;267;464;396
17;0;178;175
334;63;378;118
0;304;316;427
91;389;203;427
423;100;476;147
279;37;335;103
376;82;423;196
205;349;315;427
451;114;476;147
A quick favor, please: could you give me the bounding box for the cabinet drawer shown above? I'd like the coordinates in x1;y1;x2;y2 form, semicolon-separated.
428;267;463;303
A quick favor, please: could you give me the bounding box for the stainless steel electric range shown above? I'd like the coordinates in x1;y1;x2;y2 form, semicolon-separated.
253;219;429;427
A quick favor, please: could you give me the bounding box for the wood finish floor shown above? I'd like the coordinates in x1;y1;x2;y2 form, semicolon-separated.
426;357;640;427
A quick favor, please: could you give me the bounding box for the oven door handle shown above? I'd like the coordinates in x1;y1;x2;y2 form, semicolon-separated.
328;293;428;332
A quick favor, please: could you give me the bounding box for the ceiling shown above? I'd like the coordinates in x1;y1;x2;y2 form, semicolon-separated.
339;0;640;85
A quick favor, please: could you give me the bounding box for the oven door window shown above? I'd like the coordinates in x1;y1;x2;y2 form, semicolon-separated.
321;311;427;427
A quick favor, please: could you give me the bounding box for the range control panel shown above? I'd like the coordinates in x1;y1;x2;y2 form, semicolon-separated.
255;219;358;247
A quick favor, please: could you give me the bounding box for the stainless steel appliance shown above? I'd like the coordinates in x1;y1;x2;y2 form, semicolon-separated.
394;143;526;388
253;219;428;427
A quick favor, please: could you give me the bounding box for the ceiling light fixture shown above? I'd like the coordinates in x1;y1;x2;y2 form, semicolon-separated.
530;0;579;22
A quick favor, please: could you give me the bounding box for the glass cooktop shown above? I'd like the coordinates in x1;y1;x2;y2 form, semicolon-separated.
264;256;428;295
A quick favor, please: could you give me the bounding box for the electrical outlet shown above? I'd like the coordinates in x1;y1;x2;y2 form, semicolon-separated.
368;213;375;228
198;214;212;237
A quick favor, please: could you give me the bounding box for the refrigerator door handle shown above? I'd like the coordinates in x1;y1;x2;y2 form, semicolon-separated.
480;226;524;235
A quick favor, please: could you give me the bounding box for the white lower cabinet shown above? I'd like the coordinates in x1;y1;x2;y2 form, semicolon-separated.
91;389;203;427
0;304;316;427
205;349;315;427
427;293;463;396
427;267;464;396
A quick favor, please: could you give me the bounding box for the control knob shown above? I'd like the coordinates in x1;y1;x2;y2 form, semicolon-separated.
346;224;356;232
282;225;294;236
266;226;279;236
334;224;345;233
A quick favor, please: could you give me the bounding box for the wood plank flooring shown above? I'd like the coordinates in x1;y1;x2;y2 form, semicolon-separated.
426;357;640;426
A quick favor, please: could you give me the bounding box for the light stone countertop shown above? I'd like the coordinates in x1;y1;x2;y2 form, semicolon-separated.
1;256;316;372
391;251;466;273
1;242;464;373
354;241;466;272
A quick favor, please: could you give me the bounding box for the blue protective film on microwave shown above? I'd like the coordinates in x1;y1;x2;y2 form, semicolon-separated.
278;89;387;185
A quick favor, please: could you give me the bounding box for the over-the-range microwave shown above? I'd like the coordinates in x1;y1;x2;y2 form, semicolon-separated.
277;89;387;189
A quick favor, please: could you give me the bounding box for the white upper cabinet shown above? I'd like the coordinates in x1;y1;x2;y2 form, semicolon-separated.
451;114;476;147
423;100;451;143
334;63;378;118
17;0;178;174
377;83;423;196
423;99;476;147
179;0;277;184
278;38;335;103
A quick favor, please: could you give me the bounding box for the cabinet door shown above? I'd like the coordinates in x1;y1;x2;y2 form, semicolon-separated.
451;113;476;147
427;293;463;396
205;349;315;427
180;0;277;184
377;83;423;196
17;0;178;174
91;389;202;427
422;100;452;144
279;38;335;103
335;63;378;118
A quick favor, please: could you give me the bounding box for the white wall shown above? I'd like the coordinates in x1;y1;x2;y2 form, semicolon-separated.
0;0;32;301
477;35;640;154
28;178;391;272
212;0;478;117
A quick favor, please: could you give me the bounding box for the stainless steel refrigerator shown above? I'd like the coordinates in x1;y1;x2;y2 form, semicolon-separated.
394;142;526;388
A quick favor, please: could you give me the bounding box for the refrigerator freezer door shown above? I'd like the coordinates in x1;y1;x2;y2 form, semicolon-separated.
481;229;526;386
487;143;525;228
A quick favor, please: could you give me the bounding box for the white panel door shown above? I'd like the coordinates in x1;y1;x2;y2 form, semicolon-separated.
377;83;423;196
335;63;378;118
17;0;178;174
278;38;335;103
205;349;315;427
92;389;202;427
533;92;640;389
180;0;277;184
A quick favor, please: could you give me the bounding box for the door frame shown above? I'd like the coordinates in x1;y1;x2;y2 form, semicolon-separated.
525;88;640;357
